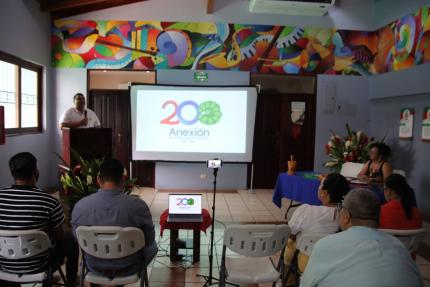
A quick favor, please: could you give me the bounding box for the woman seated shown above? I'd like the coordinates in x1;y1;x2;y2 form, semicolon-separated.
357;142;393;184
284;173;349;282
380;174;422;229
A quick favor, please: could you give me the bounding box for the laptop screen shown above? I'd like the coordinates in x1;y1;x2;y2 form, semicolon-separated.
168;194;202;215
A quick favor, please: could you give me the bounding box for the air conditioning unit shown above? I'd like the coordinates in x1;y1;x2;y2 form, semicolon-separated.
249;0;336;16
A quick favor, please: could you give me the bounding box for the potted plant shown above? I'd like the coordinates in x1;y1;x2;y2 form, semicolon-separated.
56;152;138;210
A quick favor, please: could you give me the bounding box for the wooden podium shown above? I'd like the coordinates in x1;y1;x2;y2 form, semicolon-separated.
62;128;112;167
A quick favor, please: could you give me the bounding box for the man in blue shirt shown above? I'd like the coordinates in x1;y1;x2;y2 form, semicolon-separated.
71;158;157;278
300;188;422;287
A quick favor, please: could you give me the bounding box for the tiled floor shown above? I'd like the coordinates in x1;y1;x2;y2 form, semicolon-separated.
128;187;283;287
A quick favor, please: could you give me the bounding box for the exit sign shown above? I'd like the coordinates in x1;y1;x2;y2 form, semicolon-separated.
194;71;208;82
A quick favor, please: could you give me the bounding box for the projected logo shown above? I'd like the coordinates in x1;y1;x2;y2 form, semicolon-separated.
160;100;222;125
176;197;195;207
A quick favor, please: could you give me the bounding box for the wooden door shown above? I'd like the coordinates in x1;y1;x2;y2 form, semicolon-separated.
88;90;155;187
280;94;316;172
250;74;316;188
251;92;282;188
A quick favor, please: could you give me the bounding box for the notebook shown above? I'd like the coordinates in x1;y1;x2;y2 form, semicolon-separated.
167;194;203;223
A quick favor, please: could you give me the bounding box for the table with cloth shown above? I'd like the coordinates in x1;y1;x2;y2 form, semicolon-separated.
159;209;211;263
273;172;322;217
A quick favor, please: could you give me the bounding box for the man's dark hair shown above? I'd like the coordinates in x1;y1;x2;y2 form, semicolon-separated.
369;142;391;159
9;152;37;180
322;173;349;204
99;158;124;184
73;93;84;101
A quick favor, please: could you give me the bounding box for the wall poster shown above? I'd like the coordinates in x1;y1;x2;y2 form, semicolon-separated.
399;108;414;139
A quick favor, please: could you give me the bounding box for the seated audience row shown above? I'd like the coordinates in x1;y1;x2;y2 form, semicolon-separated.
0;152;424;287
0;153;156;287
300;188;422;287
285;172;423;286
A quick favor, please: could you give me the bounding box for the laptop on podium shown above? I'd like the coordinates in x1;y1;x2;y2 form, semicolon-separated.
167;194;203;223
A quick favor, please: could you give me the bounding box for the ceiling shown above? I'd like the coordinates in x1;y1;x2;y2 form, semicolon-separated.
37;0;149;18
38;0;216;18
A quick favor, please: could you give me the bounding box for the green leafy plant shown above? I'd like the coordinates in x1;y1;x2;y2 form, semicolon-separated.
324;124;380;171
56;151;138;207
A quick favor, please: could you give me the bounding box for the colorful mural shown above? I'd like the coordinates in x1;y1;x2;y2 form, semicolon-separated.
51;6;430;75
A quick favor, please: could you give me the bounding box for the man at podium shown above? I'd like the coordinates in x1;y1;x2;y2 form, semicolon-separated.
59;93;100;129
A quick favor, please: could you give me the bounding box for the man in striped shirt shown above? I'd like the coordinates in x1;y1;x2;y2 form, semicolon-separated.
0;152;78;286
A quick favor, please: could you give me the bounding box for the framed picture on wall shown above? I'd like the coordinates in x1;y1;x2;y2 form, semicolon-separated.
422;106;430;141
399;108;414;139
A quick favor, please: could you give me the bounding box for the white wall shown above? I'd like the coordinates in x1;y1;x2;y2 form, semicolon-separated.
52;68;87;157
314;75;372;172
71;0;376;31
374;0;430;29
0;0;54;188
369;65;430;217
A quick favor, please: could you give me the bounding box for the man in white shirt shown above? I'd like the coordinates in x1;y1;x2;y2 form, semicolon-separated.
59;93;100;129
300;189;422;287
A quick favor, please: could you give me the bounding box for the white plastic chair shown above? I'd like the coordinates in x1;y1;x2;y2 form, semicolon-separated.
340;162;364;179
296;233;329;257
282;233;328;286
0;229;67;287
379;228;427;253
392;169;406;177
76;226;148;287
219;224;290;286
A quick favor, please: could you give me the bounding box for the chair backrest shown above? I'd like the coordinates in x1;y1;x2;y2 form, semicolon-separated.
223;224;290;257
0;230;51;259
296;233;329;257
76;226;145;259
393;169;406;177
379;228;427;253
340;162;364;178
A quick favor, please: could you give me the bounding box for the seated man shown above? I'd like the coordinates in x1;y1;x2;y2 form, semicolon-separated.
71;158;157;280
0;152;78;286
284;173;349;282
300;188;422;287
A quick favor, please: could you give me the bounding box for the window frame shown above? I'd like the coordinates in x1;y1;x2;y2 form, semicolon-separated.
0;50;43;135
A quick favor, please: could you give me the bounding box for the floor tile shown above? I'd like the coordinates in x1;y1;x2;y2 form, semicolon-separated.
150;266;185;282
147;282;184;287
185;267;220;283
420;264;430;281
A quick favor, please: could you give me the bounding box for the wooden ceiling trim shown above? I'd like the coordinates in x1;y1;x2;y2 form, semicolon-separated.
40;0;148;19
207;0;215;14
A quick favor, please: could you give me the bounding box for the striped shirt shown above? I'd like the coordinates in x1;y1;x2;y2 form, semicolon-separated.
0;185;65;274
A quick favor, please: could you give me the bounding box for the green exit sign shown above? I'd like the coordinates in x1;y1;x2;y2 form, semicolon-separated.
194;71;208;82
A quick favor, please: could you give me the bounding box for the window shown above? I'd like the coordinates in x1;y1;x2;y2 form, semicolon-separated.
0;51;42;134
